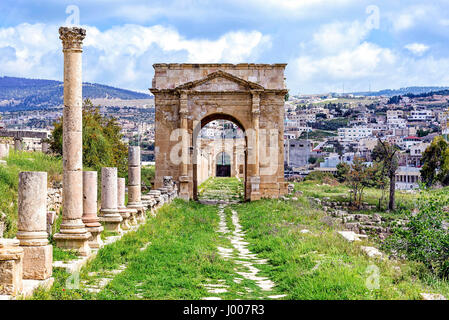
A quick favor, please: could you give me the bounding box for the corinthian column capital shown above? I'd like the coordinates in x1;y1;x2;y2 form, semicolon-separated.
59;27;86;52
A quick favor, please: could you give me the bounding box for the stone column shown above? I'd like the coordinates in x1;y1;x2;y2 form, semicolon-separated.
14;137;23;151
41;140;49;154
0;239;23;296
250;91;261;201
99;167;122;232
53;27;91;256
0;143;9;159
127;146;145;222
117;178;131;230
179;91;190;200
82;171;104;248
16;171;52;280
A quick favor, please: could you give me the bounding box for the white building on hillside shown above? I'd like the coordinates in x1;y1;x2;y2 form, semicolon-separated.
338;126;373;142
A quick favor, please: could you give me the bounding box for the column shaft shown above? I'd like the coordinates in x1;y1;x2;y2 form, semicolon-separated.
53;26;91;256
99;167;122;232
82;171;103;248
127;146;145;221
16;171;52;280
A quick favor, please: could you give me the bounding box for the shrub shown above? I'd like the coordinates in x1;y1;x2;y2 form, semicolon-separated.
382;193;449;279
141;165;155;188
304;171;336;183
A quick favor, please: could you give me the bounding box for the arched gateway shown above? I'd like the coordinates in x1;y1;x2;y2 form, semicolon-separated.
150;63;288;201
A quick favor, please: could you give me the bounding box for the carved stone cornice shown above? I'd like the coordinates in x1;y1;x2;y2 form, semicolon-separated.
59;27;86;52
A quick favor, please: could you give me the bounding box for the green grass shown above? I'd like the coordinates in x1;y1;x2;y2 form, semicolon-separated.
31;200;275;300
294;179;424;216
141;165;155;188
30;177;449;300
233;197;449;299
0;150;62;238
198;177;244;202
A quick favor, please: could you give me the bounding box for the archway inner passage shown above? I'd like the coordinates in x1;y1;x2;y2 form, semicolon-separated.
195;118;245;202
216;152;231;177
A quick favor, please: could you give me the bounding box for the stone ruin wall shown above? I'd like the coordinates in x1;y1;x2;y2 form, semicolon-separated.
152;63;286;90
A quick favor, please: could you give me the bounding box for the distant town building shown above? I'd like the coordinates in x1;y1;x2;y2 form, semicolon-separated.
284;139;313;168
395;166;421;190
338;126;373;142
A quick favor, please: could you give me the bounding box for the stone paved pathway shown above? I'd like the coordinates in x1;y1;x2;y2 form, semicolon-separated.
81;241;152;295
201;203;285;300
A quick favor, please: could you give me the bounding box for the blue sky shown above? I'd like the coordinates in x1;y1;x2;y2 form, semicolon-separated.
1;0;449;94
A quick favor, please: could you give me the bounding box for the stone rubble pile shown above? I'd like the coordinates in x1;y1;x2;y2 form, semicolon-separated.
47;185;62;214
309;197;393;240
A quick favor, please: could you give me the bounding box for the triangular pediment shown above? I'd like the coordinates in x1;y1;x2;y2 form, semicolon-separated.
176;70;264;92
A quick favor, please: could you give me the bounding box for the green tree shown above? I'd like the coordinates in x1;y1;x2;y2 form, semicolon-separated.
336;162;349;183
421;136;449;187
50;99;128;177
372;139;399;211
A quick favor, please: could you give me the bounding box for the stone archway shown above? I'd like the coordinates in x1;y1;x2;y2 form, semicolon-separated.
150;63;288;201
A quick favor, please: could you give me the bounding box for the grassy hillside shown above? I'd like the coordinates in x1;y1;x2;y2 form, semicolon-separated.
0;150;62;238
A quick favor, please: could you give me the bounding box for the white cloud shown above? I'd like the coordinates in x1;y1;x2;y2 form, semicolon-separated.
289;15;449;93
404;43;429;56
295;42;396;81
0;23;271;91
311;21;370;54
243;0;355;11
0;23;60;79
391;5;434;32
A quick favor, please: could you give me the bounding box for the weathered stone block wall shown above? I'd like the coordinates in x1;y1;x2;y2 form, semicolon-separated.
152;63;286;90
259;93;287;198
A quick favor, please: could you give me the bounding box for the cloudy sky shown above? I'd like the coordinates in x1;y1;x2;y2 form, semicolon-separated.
1;0;449;94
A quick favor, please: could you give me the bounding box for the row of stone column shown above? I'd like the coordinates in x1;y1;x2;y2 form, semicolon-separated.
0;152;178;297
0;140;49;155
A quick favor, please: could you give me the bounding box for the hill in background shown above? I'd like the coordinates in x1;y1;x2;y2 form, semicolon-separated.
0;76;152;111
351;86;449;97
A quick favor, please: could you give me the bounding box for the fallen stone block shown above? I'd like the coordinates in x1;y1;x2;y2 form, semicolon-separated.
338;231;368;242
420;293;447;300
360;246;384;259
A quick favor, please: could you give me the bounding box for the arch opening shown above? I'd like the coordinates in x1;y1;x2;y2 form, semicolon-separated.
193;114;247;202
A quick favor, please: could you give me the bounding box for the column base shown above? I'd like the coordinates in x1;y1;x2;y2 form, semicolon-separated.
21;244;53;280
118;208;131;230
179;192;190;201
127;204;145;223
87;225;104;249
126;208;138;226
0;240;23;296
179;177;190;201
53;232;91;256
22;244;53;280
250;191;261;201
99;209;123;233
